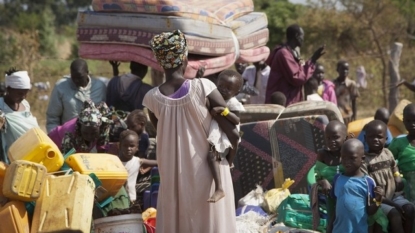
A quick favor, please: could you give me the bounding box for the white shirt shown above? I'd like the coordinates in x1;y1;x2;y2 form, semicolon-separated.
241;65;270;104
307;93;324;101
122;156;141;202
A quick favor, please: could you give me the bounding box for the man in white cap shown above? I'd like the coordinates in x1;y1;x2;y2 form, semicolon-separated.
46;59;106;133
0;68;38;163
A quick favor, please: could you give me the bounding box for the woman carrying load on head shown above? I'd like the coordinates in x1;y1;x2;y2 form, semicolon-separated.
48;100;112;154
142;30;237;233
0;68;38;163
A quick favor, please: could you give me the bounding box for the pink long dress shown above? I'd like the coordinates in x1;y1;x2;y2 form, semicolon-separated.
143;78;236;233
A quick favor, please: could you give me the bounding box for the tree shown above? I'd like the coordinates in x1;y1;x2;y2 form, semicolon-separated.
0;0;91;27
340;0;407;106
38;7;56;56
295;0;408;107
254;0;305;47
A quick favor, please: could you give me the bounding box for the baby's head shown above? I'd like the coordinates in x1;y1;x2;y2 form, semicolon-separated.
341;139;365;174
307;78;318;94
126;110;148;136
365;120;387;153
325;120;347;152
403;103;415;135
270;91;286;106
374;108;390;125
216;70;243;101
119;130;139;161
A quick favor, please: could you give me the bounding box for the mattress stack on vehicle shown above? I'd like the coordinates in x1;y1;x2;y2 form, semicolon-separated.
77;0;269;78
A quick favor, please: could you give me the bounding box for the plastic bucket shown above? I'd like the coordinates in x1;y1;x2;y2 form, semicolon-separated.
94;214;143;233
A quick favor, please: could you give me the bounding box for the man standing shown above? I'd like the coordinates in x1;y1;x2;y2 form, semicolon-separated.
46;59;106;132
265;24;325;106
241;61;270;104
106;61;153;111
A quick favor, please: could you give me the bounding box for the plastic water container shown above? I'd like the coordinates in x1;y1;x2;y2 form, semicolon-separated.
65;153;128;201
0;161;7;177
31;172;95;233
0;162;6;206
347;117;373;137
0;176;6;207
94;214;143;233
0;201;30;233
8;127;64;172
388;124;403;138
3;160;47;202
389;99;411;134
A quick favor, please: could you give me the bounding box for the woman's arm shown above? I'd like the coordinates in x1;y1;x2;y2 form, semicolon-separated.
148;111;158;130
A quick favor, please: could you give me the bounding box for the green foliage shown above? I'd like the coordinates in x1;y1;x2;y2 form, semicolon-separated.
38;7;56;56
70;42;79;60
254;0;305;47
0;0;91;27
11;12;41;31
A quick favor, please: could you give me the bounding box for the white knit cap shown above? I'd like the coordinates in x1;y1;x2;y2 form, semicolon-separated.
5;71;31;89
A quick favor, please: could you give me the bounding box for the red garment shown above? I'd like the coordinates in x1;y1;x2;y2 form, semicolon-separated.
265;46;315;105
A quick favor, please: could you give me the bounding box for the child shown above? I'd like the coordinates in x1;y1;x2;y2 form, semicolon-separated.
118;130;157;204
311;64;337;104
363;120;413;233
106;110;150;159
331;139;383;233
207;70;245;203
305;78;324;101
389;103;415;203
316;121;347;194
357;108;394;152
270;91;287;106
333;60;360;125
314;120;347;233
126;110;150;158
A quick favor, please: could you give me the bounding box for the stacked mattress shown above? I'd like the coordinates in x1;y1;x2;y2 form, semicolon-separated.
77;0;269;78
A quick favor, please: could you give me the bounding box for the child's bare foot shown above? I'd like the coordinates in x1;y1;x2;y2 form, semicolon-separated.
208;190;225;203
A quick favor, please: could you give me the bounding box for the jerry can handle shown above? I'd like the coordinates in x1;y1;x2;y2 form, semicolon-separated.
48;168;73;176
63;148;76;160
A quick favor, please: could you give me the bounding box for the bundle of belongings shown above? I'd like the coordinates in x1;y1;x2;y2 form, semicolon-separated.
76;0;269;78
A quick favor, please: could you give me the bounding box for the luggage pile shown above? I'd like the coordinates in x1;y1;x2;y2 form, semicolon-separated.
77;0;270;78
0;128;136;233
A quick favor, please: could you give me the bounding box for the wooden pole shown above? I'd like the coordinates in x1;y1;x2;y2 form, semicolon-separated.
388;42;403;113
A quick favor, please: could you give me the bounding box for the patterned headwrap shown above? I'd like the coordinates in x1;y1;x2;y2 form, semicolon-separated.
78;100;109;126
60;100;112;154
150;29;188;69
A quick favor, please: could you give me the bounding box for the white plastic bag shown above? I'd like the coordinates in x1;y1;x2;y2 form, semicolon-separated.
238;185;264;207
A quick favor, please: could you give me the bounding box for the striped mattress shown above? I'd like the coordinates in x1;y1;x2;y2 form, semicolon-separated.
240;101;343;125
91;0;254;25
229;12;268;36
79;43;269;78
77;11;267;39
77;27;269;56
77;11;233;39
